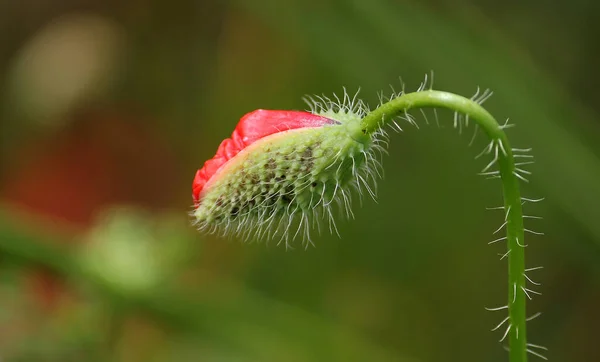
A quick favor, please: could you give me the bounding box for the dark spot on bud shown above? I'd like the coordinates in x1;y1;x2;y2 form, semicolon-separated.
266;159;276;169
301;147;313;159
281;185;295;204
264;194;277;207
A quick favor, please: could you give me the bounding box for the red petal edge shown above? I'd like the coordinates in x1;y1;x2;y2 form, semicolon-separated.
192;110;336;205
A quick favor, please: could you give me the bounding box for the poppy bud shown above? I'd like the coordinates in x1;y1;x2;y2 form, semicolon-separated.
192;101;382;245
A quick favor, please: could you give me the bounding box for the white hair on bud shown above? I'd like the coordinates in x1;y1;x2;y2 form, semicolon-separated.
192;94;385;249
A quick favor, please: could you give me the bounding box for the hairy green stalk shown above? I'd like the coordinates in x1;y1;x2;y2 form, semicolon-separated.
362;90;529;362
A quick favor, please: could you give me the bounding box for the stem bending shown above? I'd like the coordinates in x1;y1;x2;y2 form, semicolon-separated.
362;90;528;362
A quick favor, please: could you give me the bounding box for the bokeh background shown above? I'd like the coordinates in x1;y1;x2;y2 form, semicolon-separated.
1;0;599;361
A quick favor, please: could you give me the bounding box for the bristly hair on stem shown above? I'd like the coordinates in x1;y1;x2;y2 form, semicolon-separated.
190;74;544;361
358;74;545;362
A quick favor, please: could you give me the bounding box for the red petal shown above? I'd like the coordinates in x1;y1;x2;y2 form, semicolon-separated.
192;110;335;204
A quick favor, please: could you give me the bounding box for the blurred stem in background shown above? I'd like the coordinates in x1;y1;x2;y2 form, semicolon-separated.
0;210;403;361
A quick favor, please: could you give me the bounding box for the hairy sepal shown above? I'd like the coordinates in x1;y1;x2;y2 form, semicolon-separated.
193;113;378;247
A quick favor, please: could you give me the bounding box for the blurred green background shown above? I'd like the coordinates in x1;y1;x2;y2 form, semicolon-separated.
1;0;599;361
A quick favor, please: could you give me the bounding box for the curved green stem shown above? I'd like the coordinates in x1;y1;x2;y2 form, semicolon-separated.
362;90;528;362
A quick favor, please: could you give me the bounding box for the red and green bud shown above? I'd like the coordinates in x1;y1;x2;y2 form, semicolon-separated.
192;100;382;246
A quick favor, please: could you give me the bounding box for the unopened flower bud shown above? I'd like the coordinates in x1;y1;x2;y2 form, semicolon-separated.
192;98;382;246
